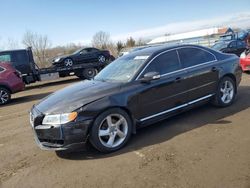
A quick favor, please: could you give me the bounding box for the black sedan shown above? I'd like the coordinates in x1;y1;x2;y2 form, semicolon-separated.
52;47;112;67
212;40;246;57
30;44;242;153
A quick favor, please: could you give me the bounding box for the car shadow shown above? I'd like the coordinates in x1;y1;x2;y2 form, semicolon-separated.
56;85;250;160
4;92;52;106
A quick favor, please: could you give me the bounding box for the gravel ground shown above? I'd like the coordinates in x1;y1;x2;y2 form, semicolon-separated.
0;74;250;188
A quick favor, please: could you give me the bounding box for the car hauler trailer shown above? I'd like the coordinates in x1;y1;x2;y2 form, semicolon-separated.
0;47;108;84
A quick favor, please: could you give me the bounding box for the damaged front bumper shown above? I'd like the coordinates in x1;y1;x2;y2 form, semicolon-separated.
30;109;92;151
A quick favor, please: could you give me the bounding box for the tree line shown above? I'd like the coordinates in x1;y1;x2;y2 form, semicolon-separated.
0;31;147;68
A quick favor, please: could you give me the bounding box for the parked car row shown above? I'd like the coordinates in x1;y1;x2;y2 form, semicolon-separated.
30;44;242;153
211;39;247;57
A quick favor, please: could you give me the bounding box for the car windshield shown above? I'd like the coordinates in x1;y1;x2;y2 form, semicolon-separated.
212;42;228;50
72;48;84;55
94;54;150;82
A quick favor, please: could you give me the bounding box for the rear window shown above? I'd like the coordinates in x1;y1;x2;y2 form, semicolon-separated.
178;47;216;68
12;51;29;65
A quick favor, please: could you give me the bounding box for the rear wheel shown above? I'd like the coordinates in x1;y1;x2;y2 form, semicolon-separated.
83;68;98;80
89;108;132;153
212;76;236;107
0;87;11;105
98;55;106;63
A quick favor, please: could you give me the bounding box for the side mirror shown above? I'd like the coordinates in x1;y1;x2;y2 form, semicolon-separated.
140;72;161;83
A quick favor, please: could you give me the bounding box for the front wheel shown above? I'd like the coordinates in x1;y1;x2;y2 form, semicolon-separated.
0;87;11;105
64;58;73;67
212;76;236;107
89;108;132;153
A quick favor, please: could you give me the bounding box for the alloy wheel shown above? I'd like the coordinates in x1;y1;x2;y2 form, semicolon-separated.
98;55;106;63
98;114;128;148
64;59;73;67
220;80;234;104
0;89;10;104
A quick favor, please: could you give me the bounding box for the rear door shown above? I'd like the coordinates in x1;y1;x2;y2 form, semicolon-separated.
137;50;189;120
76;49;91;63
177;47;218;103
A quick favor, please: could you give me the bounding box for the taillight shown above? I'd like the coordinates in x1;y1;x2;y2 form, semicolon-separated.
14;71;22;78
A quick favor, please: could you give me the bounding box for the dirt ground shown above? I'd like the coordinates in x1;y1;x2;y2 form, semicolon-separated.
0;74;250;188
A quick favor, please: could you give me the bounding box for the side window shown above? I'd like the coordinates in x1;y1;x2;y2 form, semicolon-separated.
229;41;237;48
143;50;181;75
89;48;98;52
236;41;246;48
80;49;88;54
0;53;11;62
178;48;215;68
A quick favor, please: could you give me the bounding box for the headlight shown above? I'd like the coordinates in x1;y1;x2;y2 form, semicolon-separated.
42;112;78;125
54;57;61;62
240;52;246;59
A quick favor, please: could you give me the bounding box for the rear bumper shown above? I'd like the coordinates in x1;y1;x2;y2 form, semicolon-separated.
11;80;25;93
31;118;92;151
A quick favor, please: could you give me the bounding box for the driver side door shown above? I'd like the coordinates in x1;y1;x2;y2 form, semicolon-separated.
136;50;189;121
76;49;91;63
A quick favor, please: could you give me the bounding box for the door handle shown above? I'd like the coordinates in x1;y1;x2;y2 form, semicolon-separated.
211;67;217;72
175;77;182;83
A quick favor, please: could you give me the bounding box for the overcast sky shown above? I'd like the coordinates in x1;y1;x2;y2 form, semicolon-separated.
0;0;249;47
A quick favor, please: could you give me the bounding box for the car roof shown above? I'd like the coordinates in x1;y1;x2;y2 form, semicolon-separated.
0;49;26;53
127;43;210;57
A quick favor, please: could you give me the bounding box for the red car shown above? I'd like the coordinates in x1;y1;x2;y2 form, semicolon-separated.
0;62;25;105
240;49;250;72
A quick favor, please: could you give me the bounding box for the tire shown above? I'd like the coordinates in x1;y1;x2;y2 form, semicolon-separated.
0;87;11;105
98;55;106;63
89;108;132;153
64;58;73;67
212;76;236;107
82;68;98;80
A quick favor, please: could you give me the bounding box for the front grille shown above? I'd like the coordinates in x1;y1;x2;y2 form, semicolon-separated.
39;138;64;145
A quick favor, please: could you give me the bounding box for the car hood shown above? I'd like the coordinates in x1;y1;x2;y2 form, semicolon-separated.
52;55;67;61
35;80;122;114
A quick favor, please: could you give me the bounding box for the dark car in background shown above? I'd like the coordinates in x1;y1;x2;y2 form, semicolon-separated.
212;40;246;56
52;47;113;67
0;62;25;105
30;44;242;153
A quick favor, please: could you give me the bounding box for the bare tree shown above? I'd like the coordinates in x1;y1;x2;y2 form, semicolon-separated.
126;37;136;48
92;31;111;49
136;38;147;46
116;41;124;53
22;31;52;67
